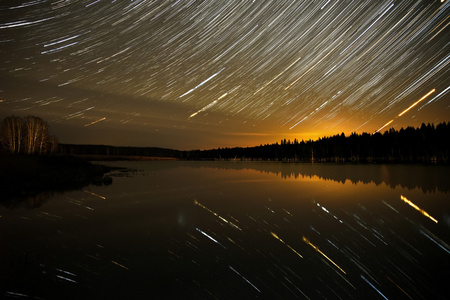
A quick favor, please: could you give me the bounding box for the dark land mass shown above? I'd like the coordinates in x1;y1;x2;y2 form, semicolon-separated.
60;122;449;164
0;155;114;208
58;144;181;160
186;122;450;163
1;122;448;207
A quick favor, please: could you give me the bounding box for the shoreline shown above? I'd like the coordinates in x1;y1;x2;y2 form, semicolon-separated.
71;154;179;161
0;154;113;206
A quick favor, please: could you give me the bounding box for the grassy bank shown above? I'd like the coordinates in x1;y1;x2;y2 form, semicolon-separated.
0;154;112;205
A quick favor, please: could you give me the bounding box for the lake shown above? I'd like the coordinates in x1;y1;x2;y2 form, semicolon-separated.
1;162;449;299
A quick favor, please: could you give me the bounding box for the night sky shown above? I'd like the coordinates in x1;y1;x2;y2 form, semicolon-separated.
1;1;449;150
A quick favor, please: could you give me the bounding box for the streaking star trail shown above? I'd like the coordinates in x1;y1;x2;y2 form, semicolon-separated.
398;89;436;117
0;1;448;148
84;117;106;127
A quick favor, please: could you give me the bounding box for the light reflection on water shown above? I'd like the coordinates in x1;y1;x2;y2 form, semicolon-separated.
0;162;449;299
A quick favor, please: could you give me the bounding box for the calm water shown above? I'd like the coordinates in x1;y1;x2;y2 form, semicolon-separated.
1;162;449;299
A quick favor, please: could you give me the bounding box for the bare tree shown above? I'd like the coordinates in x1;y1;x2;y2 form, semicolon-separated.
1;115;58;155
25;116;39;155
0;116;24;154
38;119;49;155
24;116;54;155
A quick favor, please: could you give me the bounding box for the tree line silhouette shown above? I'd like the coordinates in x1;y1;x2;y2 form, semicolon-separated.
2;115;447;164
58;144;180;159
182;122;450;163
60;122;450;163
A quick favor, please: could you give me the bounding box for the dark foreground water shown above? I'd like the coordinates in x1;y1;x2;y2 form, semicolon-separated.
1;162;449;299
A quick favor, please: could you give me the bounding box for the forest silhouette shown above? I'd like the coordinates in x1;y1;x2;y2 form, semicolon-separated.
183;122;449;163
59;122;450;163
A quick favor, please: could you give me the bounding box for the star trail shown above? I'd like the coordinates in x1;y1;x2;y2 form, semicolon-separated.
0;1;448;149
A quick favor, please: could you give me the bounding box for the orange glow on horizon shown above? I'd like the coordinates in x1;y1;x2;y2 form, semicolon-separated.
214;116;435;149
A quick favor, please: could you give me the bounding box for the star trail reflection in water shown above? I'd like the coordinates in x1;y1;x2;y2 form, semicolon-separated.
0;162;449;299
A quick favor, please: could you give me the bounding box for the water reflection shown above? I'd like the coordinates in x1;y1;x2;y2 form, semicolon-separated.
106;160;449;192
1;175;113;209
202;162;450;193
1;191;52;209
0;161;448;299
